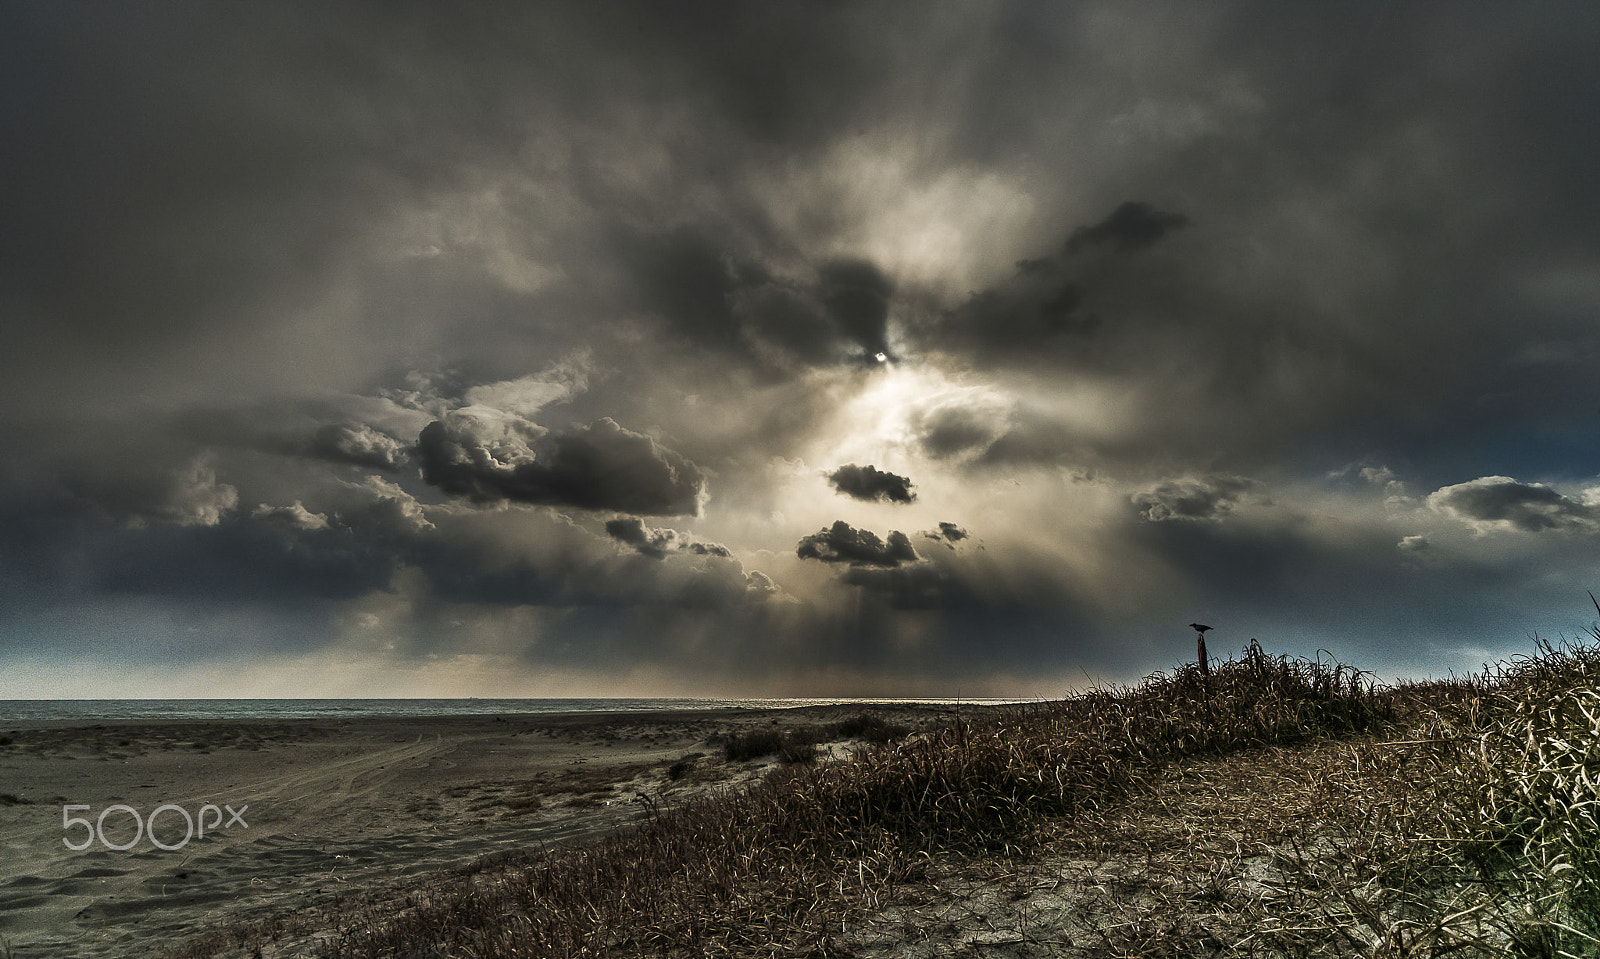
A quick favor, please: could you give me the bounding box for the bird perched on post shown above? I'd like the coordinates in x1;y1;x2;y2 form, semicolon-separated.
1189;623;1213;690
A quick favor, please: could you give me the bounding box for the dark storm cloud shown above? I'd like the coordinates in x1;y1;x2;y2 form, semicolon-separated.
344;491;435;539
408;512;769;614
1427;477;1600;534
916;405;1005;461
7;0;1600;695
618;226;746;353
404;540;582;609
306;424;410;472
251;501;329;531
0;3;489;411
94;513;394;604
1109;489;1600;679
1064;202;1190;254
840;564;975;610
1133;475;1263;523
605;517;678;559
826;463;916;504
616;225;903;375
0;436;426;613
894;3;1599;474
63;456;240;530
603;516;736;561
806;522;971;605
938;199;1183;343
797;521;918;568
920;199;1188;364
820;258;894;360
169;398;427;475
729;283;840;369
1;0;910;409
909;395;1102;472
930;260;1101;356
418;417;706;516
6;457;466;630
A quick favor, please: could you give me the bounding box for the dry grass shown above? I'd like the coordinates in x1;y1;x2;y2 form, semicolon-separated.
721;713;912;762
159;634;1600;958
278;650;1392;958
1263;636;1600;957
879;635;1600;959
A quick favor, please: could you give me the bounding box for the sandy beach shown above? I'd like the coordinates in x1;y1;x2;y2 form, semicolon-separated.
0;704;960;958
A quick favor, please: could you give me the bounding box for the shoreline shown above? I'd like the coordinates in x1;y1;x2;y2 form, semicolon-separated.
0;703;966;958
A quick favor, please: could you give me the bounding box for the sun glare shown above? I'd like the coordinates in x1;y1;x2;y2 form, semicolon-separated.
820;361;1007;470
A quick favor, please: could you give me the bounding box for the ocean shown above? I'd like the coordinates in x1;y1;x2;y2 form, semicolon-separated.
0;697;1020;723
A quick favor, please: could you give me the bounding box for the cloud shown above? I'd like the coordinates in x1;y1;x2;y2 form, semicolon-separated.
404;509;772;616
918;199;1188;370
924;522;970;547
820;258;895;360
618;226;747;354
796;521;918;567
602;516;742;560
1427;476;1600;533
94;515;395;605
1397;534;1432;566
826;463;916;504
1360;466;1397;487
1064;201;1190;254
615;228;900;373
252;501;331;531
1132;475;1263;522
1359;465;1411;502
743;568;781;596
930;261;1100;360
839;563;971;609
67;456;240;530
916;404;1008;460
333;476;436;538
306;424;411;472
8;2;1600;695
730;283;839;370
463;361;592;416
418;417;707;515
604;517;678;559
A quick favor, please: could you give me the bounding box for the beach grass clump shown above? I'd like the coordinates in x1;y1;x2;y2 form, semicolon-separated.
309;647;1392;958
1380;638;1600;954
665;753;701;781
721;711;913;762
1229;636;1600;957
828;712;909;743
721;726;787;761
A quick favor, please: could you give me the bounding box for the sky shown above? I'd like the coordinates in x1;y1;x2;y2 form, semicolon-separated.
4;1;1600;699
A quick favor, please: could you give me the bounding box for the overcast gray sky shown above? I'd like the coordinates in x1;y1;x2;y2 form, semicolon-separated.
5;1;1600;698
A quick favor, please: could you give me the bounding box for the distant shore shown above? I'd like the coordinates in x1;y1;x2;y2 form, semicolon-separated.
0;703;964;958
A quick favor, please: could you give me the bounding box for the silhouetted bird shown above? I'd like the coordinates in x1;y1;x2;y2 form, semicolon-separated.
1189;623;1212;633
